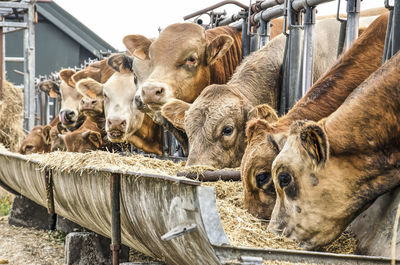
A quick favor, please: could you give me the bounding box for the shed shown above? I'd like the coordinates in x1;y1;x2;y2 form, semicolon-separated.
5;0;117;85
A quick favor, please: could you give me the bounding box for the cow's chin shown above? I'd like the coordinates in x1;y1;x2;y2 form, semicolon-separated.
107;130;125;143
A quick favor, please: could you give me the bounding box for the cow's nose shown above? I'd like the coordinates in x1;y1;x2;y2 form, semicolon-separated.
108;119;126;131
135;95;144;110
141;83;167;105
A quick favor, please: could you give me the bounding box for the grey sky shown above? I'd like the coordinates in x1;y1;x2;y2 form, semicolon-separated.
53;0;385;51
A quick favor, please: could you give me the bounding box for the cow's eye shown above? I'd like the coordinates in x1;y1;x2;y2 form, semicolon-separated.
184;56;198;66
255;172;271;189
278;172;292;188
221;125;234;136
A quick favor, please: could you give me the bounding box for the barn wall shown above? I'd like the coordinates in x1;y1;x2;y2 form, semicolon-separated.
5;14;97;85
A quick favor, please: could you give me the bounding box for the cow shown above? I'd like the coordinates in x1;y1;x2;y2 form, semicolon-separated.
240;13;388;219
268;48;400;250
76;54;163;155
124;23;242;112
49;122;66;151
19;125;51;154
59;117;104;153
161;17;344;168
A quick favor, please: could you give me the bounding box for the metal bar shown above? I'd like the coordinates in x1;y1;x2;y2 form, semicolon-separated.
39;91;47;125
218;13;242;26
5;57;24;62
252;4;285;25
344;0;360;51
0;25;3;101
44;168;57;230
258;19;269;49
0;2;29;9
0;21;27;28
252;0;285;13
110;173;121;265
301;5;316;95
383;9;394;62
176;170;241;181
392;0;400;55
337;20;347;57
215;245;400;265
242;18;251;57
292;0;334;12
23;3;35;131
183;0;248;20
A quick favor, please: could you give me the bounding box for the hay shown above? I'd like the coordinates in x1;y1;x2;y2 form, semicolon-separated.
0;80;25;152
21;151;356;255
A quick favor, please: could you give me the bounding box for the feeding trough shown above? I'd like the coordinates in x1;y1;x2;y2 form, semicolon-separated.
0;149;397;265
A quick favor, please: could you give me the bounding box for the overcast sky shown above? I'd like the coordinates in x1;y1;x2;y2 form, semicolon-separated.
53;0;385;51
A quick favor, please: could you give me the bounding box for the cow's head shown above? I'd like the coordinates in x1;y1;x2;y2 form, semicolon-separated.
19;125;52;154
72;59;115;85
38;80;60;98
60;129;102;153
123;23;233;111
268;120;343;249
76;54;144;143
162;86;278;168
58;69;85;130
49;122;66;152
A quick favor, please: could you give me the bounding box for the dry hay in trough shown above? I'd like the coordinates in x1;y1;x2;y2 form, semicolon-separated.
0;80;25;152
16;149;357;255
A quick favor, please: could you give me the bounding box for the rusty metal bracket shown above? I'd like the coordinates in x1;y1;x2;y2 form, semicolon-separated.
44;167;56;230
110;173;121;265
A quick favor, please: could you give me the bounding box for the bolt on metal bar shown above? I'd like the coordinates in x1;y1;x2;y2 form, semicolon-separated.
110;173;121;265
301;4;316;95
344;0;360;51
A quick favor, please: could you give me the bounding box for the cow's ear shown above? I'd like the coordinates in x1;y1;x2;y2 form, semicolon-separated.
291;121;329;168
42;125;52;144
161;99;190;131
76;78;103;99
39;80;60;98
123;35;152;60
83;130;102;149
59;69;76;87
245;118;273;143
72;68;101;84
107;54;133;73
206;34;234;65
248;104;278;123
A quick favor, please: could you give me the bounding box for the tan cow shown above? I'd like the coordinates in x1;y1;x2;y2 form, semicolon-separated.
124;23;242;112
241;13;388;219
269;48;400;250
162;18;343;168
76;54;162;155
19;125;51;154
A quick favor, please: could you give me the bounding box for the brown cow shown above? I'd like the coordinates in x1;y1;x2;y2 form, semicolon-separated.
76;54;163;155
162;18;342;168
49;122;66;151
124;23;242;112
19;125;51;154
241;13;388;219
269;48;400;250
60;117;103;153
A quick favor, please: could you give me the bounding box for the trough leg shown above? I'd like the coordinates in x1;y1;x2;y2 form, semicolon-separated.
111;173;122;265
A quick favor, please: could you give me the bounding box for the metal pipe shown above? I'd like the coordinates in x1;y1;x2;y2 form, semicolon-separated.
258;19;270;49
383;9;394;63
5;57;24;62
183;0;248;20
392;0;400;55
252;0;284;13
301;5;316;95
110;173;121;265
218;13;242;26
0;25;3;101
176;170;241;181
292;0;334;12
344;0;360;51
252;4;285;25
242;19;251;57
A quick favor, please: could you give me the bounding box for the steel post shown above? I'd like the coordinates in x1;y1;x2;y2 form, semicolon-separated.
392;0;400;55
242;18;251;57
258;19;270;49
110;173;121;265
383;9;394;62
23;3;35;131
0;25;3;101
301;5;316;95
344;0;360;51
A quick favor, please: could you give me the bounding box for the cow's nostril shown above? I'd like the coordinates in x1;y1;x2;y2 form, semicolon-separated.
107;120;112;126
92;100;97;105
155;87;164;96
121;120;126;127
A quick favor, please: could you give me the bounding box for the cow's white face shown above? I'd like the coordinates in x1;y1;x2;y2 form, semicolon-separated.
59;81;83;130
103;72;144;142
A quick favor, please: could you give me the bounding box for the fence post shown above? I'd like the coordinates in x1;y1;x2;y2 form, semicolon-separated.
301;4;316;95
110;173;121;265
344;0;360;51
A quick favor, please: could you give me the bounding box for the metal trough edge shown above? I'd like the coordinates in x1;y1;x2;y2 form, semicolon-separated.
0;150;398;265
